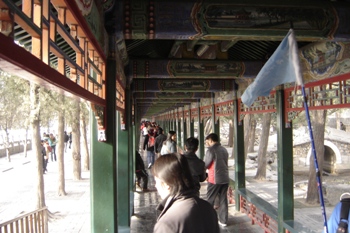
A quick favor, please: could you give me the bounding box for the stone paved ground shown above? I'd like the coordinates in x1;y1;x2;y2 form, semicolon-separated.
0;150;90;233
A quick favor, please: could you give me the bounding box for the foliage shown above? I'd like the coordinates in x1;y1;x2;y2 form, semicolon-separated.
0;70;30;139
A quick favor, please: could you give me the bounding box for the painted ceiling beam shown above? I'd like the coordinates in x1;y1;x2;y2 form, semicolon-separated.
127;59;263;79
118;1;350;41
132;80;234;92
133;92;212;99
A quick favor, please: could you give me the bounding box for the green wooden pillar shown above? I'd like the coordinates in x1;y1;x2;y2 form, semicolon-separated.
183;117;188;143
276;89;294;233
215;118;220;141
190;109;194;138
117;109;131;227
198;102;205;159
177;110;182;148
127;88;135;218
91;57;117;232
212;94;220;140
233;91;245;211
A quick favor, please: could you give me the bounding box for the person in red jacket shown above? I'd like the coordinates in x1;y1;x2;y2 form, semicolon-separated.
204;133;229;227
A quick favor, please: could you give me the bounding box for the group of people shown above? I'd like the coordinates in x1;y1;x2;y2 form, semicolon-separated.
142;122;178;169
41;133;57;174
137;122;230;232
40;131;72;174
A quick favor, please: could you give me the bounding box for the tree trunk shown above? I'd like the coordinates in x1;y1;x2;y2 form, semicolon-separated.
72;100;81;180
306;109;326;204
255;113;271;180
80;104;90;171
244;114;252;158
57;95;66;196
23;128;29;158
3;129;11;162
228;119;234;147
248;119;256;153
30;82;46;208
204;118;212;135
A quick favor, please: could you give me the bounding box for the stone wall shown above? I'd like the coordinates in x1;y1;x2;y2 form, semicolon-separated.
293;139;350;171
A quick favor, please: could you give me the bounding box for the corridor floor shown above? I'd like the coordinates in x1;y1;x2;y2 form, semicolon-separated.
130;148;263;233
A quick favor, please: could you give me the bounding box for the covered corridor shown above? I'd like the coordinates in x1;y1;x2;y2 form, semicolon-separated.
1;0;350;233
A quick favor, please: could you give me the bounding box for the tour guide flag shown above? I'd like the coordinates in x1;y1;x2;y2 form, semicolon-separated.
241;29;303;107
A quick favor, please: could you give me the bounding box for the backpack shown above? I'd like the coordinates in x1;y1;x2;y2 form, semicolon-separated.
337;198;350;233
148;135;155;148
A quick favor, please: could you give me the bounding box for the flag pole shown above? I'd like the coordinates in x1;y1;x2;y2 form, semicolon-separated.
300;86;328;233
289;22;328;232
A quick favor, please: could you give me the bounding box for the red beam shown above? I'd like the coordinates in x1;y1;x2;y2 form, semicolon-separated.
0;33;105;106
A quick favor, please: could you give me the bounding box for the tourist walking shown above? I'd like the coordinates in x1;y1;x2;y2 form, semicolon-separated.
182;137;206;196
204;133;229;227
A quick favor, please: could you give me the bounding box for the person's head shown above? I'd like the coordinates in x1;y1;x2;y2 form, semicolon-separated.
149;128;155;136
157;128;163;135
167;131;176;141
205;133;218;147
152;153;194;199
185;137;199;152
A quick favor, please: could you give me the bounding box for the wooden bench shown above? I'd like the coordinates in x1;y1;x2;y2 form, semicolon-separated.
237;188;316;233
283;220;317;233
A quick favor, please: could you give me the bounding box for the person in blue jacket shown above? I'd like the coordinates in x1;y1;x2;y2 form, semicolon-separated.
324;193;350;233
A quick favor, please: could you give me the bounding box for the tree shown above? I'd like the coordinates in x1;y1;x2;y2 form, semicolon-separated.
70;99;82;180
306;109;326;204
57;94;67;196
247;118;256;153
254;113;271;180
0;70;30;161
244;114;252;158
29;82;46;208
80;101;90;171
228;118;234;147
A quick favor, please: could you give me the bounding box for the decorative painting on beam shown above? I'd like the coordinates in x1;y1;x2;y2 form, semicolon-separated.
75;0;107;55
195;3;337;39
167;60;245;78
301;41;350;81
159;80;210;91
155;92;194;99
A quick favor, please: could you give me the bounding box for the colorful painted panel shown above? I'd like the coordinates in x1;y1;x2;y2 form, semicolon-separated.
195;3;337;39
75;0;107;54
129;60;261;79
301;42;350;81
155;1;198;39
167;60;245;78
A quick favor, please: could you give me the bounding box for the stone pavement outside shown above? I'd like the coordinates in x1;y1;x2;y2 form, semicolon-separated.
0;149;90;233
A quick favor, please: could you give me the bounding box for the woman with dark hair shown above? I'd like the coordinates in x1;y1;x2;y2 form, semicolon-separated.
160;130;177;155
152;153;219;233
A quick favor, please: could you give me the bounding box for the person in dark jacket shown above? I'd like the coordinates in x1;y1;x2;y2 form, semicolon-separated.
154;128;167;158
135;151;149;191
41;140;48;174
152;153;219;233
182;137;206;196
204;133;229;227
